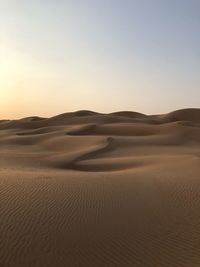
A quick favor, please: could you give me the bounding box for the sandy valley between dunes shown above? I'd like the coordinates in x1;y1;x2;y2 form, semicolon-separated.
1;109;200;267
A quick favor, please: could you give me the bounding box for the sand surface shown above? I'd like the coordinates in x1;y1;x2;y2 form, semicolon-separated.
1;108;200;266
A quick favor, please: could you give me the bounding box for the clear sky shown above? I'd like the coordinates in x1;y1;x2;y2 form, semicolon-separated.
1;0;200;118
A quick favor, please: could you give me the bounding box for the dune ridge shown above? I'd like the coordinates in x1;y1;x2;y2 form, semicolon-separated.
1;108;200;130
1;109;200;266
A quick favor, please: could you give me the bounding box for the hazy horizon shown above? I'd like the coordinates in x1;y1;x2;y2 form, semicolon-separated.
1;1;200;119
2;107;200;121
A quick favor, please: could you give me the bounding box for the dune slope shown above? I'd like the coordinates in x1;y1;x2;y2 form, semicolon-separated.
1;109;200;267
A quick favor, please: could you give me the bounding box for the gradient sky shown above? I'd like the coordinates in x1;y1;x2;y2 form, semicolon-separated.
1;0;200;118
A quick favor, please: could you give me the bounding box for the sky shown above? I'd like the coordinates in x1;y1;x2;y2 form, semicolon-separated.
0;0;200;119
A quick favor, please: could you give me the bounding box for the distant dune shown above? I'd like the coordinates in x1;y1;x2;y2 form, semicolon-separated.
1;109;200;266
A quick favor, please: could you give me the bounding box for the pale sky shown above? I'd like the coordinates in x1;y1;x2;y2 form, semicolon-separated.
0;0;200;119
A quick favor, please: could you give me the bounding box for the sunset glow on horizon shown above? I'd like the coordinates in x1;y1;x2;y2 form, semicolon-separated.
1;0;200;119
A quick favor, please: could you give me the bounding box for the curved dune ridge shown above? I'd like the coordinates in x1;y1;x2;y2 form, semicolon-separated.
1;109;200;266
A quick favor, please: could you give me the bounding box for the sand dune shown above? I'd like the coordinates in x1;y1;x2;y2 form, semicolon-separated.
1;109;200;266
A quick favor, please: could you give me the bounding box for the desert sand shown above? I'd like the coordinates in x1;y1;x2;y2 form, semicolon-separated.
1;108;200;267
